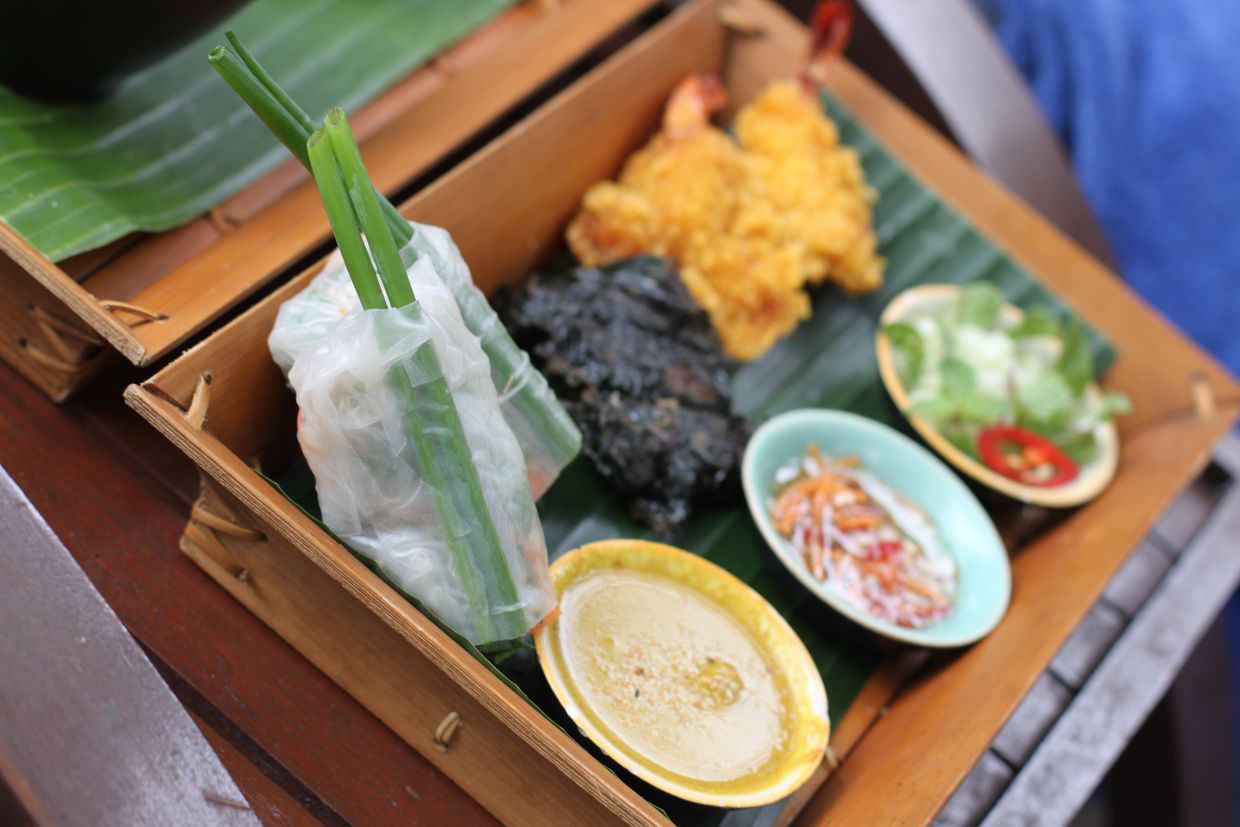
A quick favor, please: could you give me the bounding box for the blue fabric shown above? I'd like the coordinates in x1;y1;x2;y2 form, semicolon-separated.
984;0;1240;375
980;5;1240;822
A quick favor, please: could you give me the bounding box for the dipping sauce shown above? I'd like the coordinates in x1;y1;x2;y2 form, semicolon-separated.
557;568;789;783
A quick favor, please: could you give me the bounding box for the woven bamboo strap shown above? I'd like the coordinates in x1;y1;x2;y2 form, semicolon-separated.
190;498;265;542
30;306;104;351
22;305;106;376
21;342;101;376
1123;374;1240;440
433;711;463;751
98;299;169;326
206;206;240;234
20;298;165;377
1191;372;1217;419
181;370;265;542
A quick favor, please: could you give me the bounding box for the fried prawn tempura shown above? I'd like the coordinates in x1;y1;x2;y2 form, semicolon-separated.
735;82;882;295
567;74;883;362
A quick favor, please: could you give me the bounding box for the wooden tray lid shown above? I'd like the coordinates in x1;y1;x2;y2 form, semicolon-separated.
0;0;659;397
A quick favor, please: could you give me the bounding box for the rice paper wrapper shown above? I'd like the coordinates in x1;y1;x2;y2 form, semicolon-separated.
285;253;556;644
270;220;579;497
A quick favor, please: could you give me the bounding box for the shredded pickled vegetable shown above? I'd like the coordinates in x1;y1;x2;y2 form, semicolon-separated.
769;446;956;628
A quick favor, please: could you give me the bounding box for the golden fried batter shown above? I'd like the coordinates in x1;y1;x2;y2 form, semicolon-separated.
735;81;882;294
567;75;883;362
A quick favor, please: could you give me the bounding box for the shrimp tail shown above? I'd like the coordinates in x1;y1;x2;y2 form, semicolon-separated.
663;73;729;139
802;0;854;94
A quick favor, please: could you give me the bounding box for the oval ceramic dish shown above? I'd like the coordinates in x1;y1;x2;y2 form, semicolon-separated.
742;409;1011;647
876;283;1119;507
533;539;829;808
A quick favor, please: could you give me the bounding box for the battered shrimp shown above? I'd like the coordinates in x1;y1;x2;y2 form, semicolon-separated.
566;2;882;361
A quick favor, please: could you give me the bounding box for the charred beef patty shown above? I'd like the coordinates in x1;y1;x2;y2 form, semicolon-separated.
499;256;750;535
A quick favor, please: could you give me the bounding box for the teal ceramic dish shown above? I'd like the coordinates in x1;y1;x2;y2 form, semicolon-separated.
742;409;1010;647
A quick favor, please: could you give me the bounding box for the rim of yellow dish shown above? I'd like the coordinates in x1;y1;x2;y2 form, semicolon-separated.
875;283;1119;508
533;539;830;808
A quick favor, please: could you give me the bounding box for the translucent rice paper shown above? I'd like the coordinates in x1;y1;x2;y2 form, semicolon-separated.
270;220;579;498
280;250;556;644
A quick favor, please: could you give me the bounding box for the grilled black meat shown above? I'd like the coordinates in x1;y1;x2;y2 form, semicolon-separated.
499;256;749;536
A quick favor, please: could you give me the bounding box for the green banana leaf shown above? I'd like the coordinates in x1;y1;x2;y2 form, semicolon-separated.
0;0;514;262
272;90;1116;826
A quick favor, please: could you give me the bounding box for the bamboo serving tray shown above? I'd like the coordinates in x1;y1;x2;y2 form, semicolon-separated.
0;0;658;402
126;0;1240;824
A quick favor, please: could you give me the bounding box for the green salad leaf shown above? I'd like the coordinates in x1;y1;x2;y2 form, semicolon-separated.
941;357;977;399
1058;432;1100;467
1011;307;1062;339
1016;371;1075;429
911;397;957;421
883;322;925;388
956;282;1005;329
910;355;1011;461
1058;320;1094;395
913;388;1010;427
939;422;981;459
959;393;1012;424
898;283;1126;476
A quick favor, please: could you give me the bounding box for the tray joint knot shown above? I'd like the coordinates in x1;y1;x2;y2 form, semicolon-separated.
99;299;169;328
190;496;266;544
1191;372;1217;420
433;711;462;751
20;304;107;379
207;206;241;235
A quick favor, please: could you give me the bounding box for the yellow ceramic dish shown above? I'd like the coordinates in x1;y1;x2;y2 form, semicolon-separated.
534;539;829;808
875;283;1119;508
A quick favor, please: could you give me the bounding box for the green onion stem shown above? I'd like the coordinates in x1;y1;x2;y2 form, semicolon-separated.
207;46;311;169
226;31;315;135
308;114;525;641
211;36;413;247
324;109;415;308
306;131;386;310
210;35;581;492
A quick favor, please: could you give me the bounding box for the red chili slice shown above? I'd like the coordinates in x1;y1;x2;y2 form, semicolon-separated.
977;425;1078;487
864;540;903;562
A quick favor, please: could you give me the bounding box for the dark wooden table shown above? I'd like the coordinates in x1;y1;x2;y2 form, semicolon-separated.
0;360;500;825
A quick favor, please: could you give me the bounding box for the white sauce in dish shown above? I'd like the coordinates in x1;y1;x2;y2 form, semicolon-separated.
557;569;789;782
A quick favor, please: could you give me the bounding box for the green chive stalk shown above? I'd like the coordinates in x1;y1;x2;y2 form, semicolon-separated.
308;109;524;642
208;36;580;477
